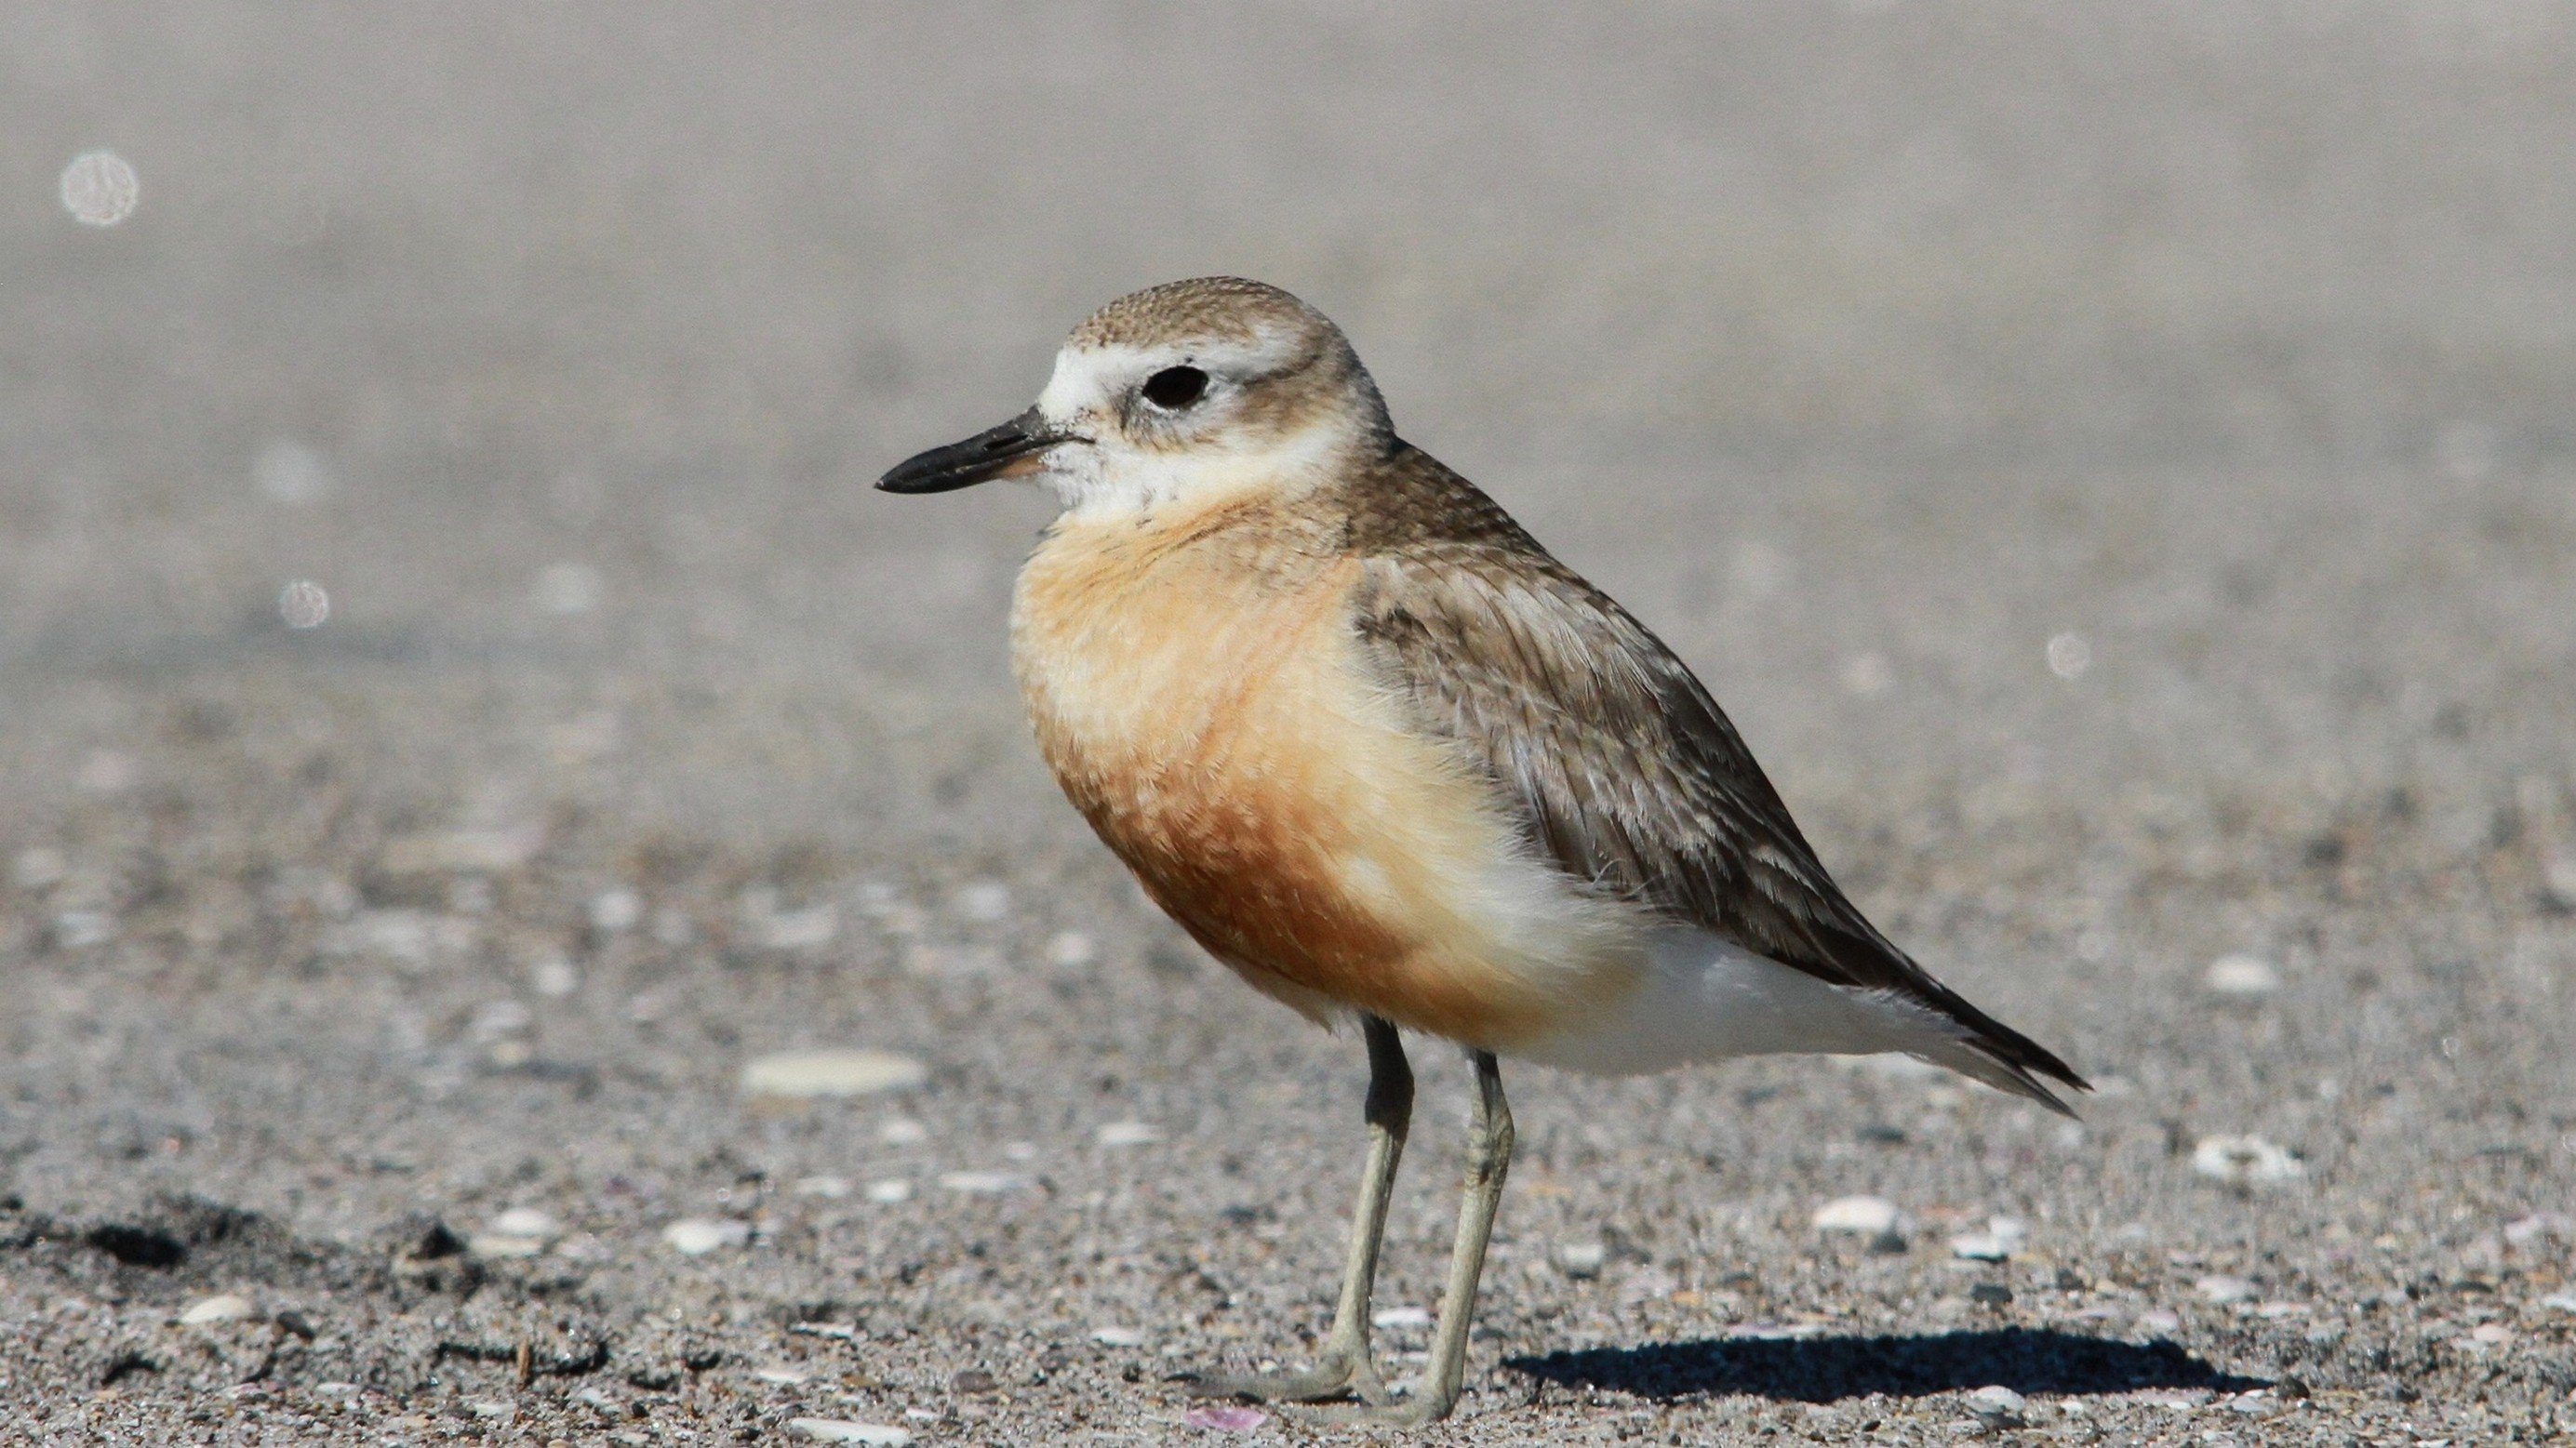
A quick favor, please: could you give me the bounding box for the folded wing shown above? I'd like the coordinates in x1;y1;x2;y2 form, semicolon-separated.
1343;449;2086;1109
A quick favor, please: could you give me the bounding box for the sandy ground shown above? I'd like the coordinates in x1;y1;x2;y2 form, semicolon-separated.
5;6;2574;1443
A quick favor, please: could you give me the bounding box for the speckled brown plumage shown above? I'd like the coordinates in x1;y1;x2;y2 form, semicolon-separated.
1335;445;2086;1096
900;275;2086;1425
1068;276;1327;352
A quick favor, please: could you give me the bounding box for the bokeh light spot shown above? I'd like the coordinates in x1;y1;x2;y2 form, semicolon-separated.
60;151;140;227
2046;631;2092;680
279;579;331;630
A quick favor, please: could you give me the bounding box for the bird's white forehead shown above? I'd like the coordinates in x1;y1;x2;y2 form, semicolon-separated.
1034;328;1303;425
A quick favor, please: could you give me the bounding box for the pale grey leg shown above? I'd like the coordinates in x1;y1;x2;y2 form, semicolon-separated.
1301;1047;1515;1427
1184;1016;1412;1404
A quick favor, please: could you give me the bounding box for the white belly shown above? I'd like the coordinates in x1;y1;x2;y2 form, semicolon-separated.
1507;925;1987;1078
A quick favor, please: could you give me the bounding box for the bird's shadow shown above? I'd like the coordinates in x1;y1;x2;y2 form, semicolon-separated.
1509;1327;2263;1403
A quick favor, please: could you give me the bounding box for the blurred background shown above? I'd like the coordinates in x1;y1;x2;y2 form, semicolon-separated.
3;4;2571;1437
8;3;2572;844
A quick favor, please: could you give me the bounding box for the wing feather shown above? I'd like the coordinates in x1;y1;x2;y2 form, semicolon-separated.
1342;449;2084;1103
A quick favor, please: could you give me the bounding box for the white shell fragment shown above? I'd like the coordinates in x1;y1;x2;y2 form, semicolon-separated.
180;1294;257;1325
2196;1274;2256;1304
2191;1135;2305;1188
938;1170;1029;1195
1812;1195;1902;1234
662;1218;752;1255
790;1420;913;1446
1950;1216;2028;1262
741;1049;928;1099
2202;954;2280;996
1553;1242;1608;1278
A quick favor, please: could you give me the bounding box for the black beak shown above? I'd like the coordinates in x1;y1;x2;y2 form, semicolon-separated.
877;407;1063;494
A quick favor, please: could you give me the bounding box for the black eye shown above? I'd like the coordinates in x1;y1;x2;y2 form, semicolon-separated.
1141;365;1208;410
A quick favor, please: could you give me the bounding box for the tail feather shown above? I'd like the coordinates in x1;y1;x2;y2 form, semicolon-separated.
1910;1035;2085;1118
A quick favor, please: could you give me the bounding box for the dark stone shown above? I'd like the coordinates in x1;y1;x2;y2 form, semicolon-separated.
85;1224;187;1269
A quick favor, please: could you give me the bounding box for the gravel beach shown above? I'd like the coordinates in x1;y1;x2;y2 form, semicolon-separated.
6;7;2573;1442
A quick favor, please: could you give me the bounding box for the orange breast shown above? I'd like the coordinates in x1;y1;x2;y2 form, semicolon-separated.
1010;495;1640;1047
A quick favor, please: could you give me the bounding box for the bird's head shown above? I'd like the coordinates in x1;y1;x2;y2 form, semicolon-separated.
879;277;1390;519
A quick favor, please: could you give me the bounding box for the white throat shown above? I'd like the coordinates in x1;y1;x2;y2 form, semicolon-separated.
1027;340;1367;524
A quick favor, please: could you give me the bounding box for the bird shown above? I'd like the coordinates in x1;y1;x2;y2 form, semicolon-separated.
879;276;2084;1426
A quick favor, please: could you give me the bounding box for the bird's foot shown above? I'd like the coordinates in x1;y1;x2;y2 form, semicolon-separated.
1178;1345;1391;1406
1284;1390;1457;1428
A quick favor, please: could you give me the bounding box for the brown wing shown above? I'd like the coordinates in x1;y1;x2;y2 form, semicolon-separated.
1342;447;2084;1101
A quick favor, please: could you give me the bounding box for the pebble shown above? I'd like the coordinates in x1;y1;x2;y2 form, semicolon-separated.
2202;954;2280;996
179;1293;257;1325
1090;1325;1148;1347
2543;850;2576;910
1096;1120;1163;1147
2191;1135;2305;1187
793;1175;852;1199
2138;1309;2183;1333
662;1218;751;1255
2503;1213;2569;1247
1045;930;1099;968
320;909;474;966
953;881;1013;922
938;1170;1029;1195
741;1049;928;1099
52;910;114;949
11;846;68;890
469;1000;533;1042
880;1117;930;1145
1182;1406;1269;1431
463;1399;514;1419
1967;1385;2027;1415
530;957;581;997
1812;1195;1902;1235
1949;1216;2028;1262
2542;1293;2576;1314
1371;1306;1433;1329
589;888;644;932
759;906;841;951
865;1179;914;1203
469;1232;549;1259
1553;1242;1608;1279
2196;1274;2256;1304
490;1207;559;1238
789;1420;912;1446
752;1366;811;1385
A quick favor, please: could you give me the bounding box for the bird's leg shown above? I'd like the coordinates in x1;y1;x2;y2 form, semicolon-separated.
1299;1047;1514;1427
1183;1016;1412;1404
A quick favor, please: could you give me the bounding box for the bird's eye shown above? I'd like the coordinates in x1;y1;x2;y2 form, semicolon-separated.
1141;365;1209;410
